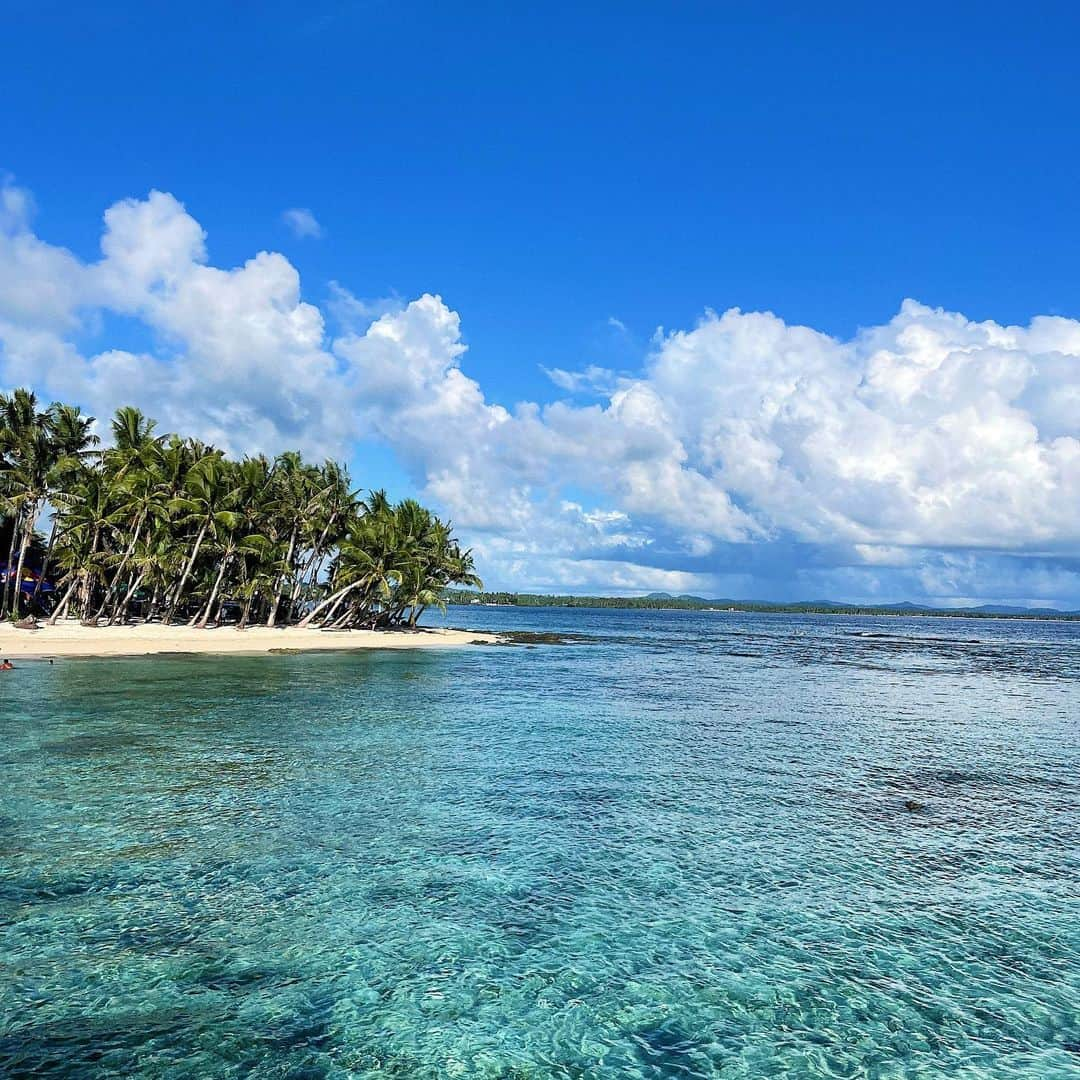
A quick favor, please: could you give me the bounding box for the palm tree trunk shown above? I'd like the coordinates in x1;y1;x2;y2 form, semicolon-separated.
297;579;361;627
330;592;369;629
309;553;328;591
12;503;39;616
47;575;79;625
320;588;356;627
197;555;231;628
76;528;101;619
383;598;408;627
329;604;356;629
99;516;145;621
31;515;59;605
187;597;208;628
291;514;337;609
267;525;298;627
238;593;253;630
1;511;20;617
290;547;314;610
92;591;111;622
147;583;162;622
110;569;147;625
166;521;208;624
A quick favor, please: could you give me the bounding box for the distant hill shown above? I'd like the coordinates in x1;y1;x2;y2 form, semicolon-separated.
444;589;1080;621
643;592;711;603
645;594;1076;618
965;603;1073;617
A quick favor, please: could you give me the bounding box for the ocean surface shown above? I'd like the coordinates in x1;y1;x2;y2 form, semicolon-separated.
1;608;1078;1079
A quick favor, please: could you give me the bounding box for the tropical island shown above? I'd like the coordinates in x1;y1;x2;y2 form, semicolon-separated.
0;388;492;657
5;382;1073;664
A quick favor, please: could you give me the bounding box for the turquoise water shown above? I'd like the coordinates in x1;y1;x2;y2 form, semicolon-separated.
2;610;1078;1079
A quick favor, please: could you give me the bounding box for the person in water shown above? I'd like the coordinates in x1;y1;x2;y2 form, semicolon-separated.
1;659;13;670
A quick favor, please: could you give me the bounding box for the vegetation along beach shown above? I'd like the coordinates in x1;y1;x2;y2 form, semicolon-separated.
0;388;485;653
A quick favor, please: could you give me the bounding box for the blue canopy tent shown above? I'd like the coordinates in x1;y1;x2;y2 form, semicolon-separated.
0;565;56;593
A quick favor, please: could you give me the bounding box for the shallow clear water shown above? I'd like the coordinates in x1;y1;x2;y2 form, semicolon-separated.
1;609;1078;1078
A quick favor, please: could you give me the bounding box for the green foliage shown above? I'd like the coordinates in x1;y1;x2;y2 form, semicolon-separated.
0;388;481;628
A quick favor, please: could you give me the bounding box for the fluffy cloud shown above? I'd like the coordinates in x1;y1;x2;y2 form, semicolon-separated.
334;295;1080;599
281;207;323;239
0;186;352;458
2;179;1079;605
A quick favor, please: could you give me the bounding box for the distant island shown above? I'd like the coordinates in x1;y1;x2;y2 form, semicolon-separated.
444;590;1080;621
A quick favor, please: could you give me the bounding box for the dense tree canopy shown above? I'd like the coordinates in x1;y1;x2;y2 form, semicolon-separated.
0;388;480;628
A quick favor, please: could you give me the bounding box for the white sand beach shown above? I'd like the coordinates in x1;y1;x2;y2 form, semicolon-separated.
0;621;496;660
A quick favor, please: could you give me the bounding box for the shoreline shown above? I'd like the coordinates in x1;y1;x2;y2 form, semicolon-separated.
0;621;497;660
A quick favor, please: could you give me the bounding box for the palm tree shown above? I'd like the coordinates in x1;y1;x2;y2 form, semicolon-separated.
165;452;235;624
288;459;356;614
196;531;274;629
265;451;318;627
47;467;113;624
97;437;170;622
297;494;481;629
31;403;98;607
226;456;278;628
0;390;54;616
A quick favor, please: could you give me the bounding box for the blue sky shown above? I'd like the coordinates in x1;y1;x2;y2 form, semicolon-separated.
3;3;1080;606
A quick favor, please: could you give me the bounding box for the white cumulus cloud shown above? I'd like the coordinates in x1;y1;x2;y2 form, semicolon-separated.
2;178;1079;605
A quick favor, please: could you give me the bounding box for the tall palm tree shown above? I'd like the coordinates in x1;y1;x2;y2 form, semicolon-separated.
0;390;54;616
97;440;170;622
165;452;235;624
47;467;113;624
31;403;99;607
265;451;317;627
288;459;356;613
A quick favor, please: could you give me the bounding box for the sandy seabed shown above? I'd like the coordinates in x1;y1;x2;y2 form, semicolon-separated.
0;620;496;659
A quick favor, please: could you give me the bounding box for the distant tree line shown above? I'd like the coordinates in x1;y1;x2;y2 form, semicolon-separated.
0;388;481;628
443;590;1080;621
446;590;716;610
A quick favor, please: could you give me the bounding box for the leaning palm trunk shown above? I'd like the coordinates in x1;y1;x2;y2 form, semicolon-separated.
1;515;18;617
76;531;101;618
383;599;410;627
110;569;147;625
318;588;353;627
329;595;366;628
47;575;80;625
187;596;209;628
196;555;231;629
297;578;362;628
92;591;111;622
343;584;386;629
31;515;59;605
290;547;316;611
267;526;298;627
166;521;208;623
290;514;337;611
12;505;39;615
97;517;145;621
